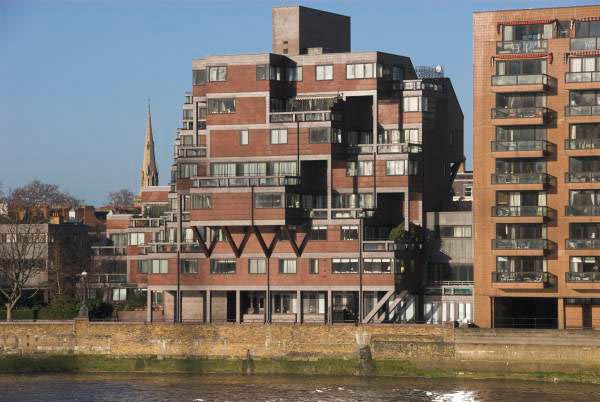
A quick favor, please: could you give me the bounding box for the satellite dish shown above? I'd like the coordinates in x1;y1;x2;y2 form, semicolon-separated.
435;65;443;73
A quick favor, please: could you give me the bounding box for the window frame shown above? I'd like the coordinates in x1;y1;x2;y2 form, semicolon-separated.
315;64;333;81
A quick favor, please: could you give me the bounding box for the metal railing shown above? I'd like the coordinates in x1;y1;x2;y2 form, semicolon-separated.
306;209;328;219
491;107;548;119
494;317;557;329
571;37;600;51
565;205;600;216
331;208;376;219
491;74;550;86
492;206;548;217
269;111;337;123
492;239;548;250
492;271;548;283
177;146;207;158
496;39;548;54
565;71;600;83
566;239;600;249
140;243;178;254
191;176;300;188
565;105;600;116
347;143;422;155
565;171;600;183
92;246;128;256
491;172;550;185
565;138;600;150
566;271;600;282
88;273;128;284
491;140;547;152
129;217;164;228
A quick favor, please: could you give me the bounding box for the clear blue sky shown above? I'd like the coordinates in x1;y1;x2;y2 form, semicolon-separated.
0;0;592;205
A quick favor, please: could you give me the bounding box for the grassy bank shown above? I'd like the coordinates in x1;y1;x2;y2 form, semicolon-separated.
1;355;599;384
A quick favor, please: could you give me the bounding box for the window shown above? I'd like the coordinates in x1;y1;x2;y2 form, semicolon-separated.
403;96;428;112
570;256;600;272
210;259;236;274
496;256;544;273
248;259;266;274
496;93;545;108
129;232;144;246
340;226;359;241
208;66;227;82
181;259;198;274
286;66;303;81
151;260;168;274
207;98;236;114
438;225;472;238
575;21;600;38
309;259;319;274
332;258;359;273
346;63;376;79
464;185;472;198
363;258;393;273
256;64;268;80
316;65;333;80
346;161;373;176
392;65;404;81
271;161;297;176
239;129;249;145
254;193;283;208
378;129;421;144
333;193;374;209
310;226;327;241
309;127;331;143
137;260;151;274
386;160;419;176
112;289;127;302
496;59;546;75
178;163;198;178
272;293;294;314
270;129;288;144
191;194;211;209
279;259;297;274
570;90;600;107
192;69;207;85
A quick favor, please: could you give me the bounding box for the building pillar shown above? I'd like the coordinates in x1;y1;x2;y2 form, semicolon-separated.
146;289;152;323
206;290;211;324
327;289;333;324
558;297;565;330
296;289;302;324
236;290;241;323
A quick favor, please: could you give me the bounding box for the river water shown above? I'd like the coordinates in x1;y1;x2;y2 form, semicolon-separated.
0;373;598;402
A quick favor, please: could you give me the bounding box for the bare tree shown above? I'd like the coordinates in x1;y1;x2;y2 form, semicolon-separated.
48;227;91;298
9;179;81;210
107;189;135;209
0;222;47;321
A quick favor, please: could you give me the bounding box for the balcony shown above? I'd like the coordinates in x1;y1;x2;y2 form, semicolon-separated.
491;140;547;152
565;105;600;117
565;138;600;150
570;37;600;51
491;74;553;92
92;246;128;256
191;176;300;188
492;239;548;250
347;143;422;155
566;272;600;290
269;111;338;123
491;173;551;185
129;217;164;228
565;171;600;183
492;271;550;290
331;208;376;219
140;243;178;254
305;208;328;219
177;146;207;158
491;107;548;120
565;71;600;84
362;240;395;252
565;205;600;216
492;206;549;218
566;239;600;250
496;40;547;54
88;273;128;285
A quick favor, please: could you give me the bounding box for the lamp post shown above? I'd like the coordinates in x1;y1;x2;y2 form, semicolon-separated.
78;270;89;318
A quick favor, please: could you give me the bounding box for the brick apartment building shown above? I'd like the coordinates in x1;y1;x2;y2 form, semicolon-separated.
474;5;600;329
103;6;464;323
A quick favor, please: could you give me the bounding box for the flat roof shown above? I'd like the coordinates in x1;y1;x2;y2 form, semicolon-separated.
474;3;600;14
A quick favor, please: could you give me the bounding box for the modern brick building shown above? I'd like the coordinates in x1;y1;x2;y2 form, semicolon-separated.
105;5;464;323
473;5;600;329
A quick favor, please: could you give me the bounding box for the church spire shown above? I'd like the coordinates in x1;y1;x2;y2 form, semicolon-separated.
141;101;159;189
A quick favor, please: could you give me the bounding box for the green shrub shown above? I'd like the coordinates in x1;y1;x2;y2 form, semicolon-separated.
87;299;114;320
38;297;79;320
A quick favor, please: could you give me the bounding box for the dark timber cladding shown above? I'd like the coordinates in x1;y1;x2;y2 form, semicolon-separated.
473;5;600;329
107;5;464;325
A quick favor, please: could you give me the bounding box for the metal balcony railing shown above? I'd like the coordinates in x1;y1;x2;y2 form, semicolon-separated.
491;140;547;152
491;74;551;86
177;146;207;158
566;239;600;249
571;37;600;51
565;138;600;150
565;205;600;216
565;71;600;83
331;208;376;219
269;111;338;123
191;176;300;188
496;39;547;54
129;217;164;228
491;107;548;119
491;172;550;185
566;271;600;282
492;271;548;283
347;143;422;155
565;171;600;183
565;105;600;116
492;238;548;250
492;206;549;217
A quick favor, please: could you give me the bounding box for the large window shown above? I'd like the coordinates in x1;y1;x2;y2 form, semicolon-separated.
495;158;546;174
180;259;198;274
496;191;546;207
496;126;546;142
496;93;545;108
210;259;236;274
254;193;283;208
310;226;327;241
438;225;472;238
270;129;288;144
570;190;600;209
333;193;373;209
151;260;168;274
208;66;227;82
137;260;151;274
129;232;144;246
570;57;600;73
309;127;331;143
193;69;207;85
207;98;236;114
496;59;546;75
248;259;266;274
570;156;600;173
570;123;600;140
403;96;428;112
496;223;544;240
386;160;419;175
279;259;297;274
191;194;211;209
346;63;376;79
210;161;296;177
502;23;551;41
570;223;600;239
379;128;421;144
286;66;302;81
346;161;373;176
570;90;600;107
178;163;198;178
332;258;359;273
570;257;600;272
316;65;333;81
340;226;359;241
496;256;544;273
272;293;294;314
363;258;392;273
575;21;600;38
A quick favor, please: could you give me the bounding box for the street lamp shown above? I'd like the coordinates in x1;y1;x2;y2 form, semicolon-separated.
78;270;89;318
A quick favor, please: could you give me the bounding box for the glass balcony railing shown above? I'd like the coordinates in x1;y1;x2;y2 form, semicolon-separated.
566;239;600;249
491;172;550;185
565;205;600;216
491;107;547;119
191;176;300;188
492;271;548;283
565;71;600;83
496;40;548;54
566;272;600;282
491;74;550;86
565;171;600;183
492;239;548;250
570;37;600;51
565;138;600;150
491;140;547;152
492;206;549;217
565;105;600;116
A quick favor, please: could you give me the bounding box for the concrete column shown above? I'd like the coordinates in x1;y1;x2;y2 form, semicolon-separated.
296;289;302;324
206;290;211;324
558;297;565;330
146;290;152;323
236;290;241;323
327;289;333;324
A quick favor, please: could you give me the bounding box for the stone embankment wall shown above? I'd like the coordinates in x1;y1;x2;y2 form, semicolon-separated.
1;320;599;381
